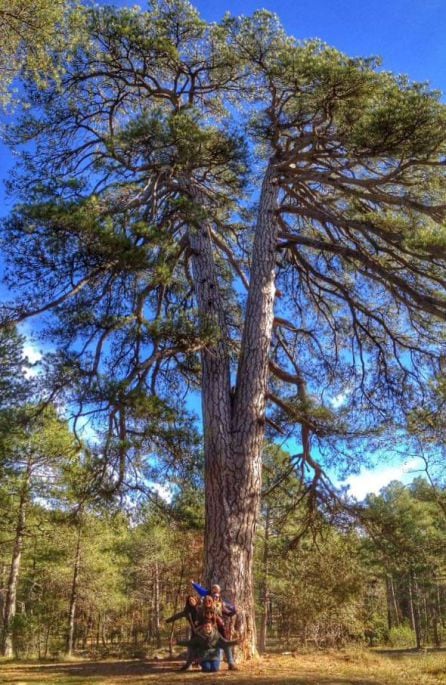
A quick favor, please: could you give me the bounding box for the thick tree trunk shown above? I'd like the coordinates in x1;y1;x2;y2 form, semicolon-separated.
189;165;279;658
66;524;82;656
228;166;279;655
1;465;31;657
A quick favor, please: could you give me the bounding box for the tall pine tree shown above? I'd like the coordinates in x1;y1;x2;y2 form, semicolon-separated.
3;1;446;654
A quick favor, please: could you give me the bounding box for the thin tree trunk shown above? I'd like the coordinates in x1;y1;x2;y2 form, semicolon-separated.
154;562;161;649
96;613;101;647
258;505;270;653
408;571;422;649
385;575;393;630
1;463;31;657
101;616;106;646
389;574;400;627
83;613;92;649
168;563;184;657
44;625;50;658
0;563;6;621
423;594;429;645
386;574;400;629
433;583;442;647
413;572;423;649
436;584;443;642
37;621;41;659
66;523;82;656
132;610;137;645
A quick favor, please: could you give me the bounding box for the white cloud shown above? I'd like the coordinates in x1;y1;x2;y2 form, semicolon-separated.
23;342;42;364
342;457;424;500
329;384;352;409
22;341;43;377
70;414;100;444
151;483;173;502
330;391;348;408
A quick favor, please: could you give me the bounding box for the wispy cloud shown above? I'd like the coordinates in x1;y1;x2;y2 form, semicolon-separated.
342;457;425;500
330;391;348;408
22;341;43;377
150;482;173;502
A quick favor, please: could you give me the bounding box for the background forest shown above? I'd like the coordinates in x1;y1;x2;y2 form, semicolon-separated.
1;326;445;658
1;0;446;666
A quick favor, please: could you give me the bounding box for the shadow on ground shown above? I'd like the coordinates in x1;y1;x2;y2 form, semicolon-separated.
0;657;391;685
375;647;446;658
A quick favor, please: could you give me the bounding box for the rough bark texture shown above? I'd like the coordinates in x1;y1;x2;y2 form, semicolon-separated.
189;166;279;657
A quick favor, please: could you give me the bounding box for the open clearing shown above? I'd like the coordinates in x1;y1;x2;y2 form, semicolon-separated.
1;650;445;685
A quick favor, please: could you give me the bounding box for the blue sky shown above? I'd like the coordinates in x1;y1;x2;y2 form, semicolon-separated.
107;0;446;88
2;1;446;207
2;0;446;204
1;0;443;498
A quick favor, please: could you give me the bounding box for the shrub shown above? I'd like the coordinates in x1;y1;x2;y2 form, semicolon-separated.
388;625;416;648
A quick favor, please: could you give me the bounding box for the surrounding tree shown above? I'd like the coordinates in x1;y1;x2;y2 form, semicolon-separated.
0;325;29;409
0;405;79;656
0;449;444;656
361;480;446;648
3;0;446;654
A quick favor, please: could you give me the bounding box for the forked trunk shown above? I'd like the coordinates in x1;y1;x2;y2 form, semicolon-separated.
190;166;279;658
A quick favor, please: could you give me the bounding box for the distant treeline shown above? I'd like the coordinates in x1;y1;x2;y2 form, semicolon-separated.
0;465;445;656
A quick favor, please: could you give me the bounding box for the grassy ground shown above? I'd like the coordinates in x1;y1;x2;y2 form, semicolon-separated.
0;648;445;685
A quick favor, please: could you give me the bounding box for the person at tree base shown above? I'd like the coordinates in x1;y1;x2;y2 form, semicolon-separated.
166;595;201;671
176;620;238;651
171;586;239;671
192;585;239;670
200;648;221;673
165;595;199;631
211;584;238;671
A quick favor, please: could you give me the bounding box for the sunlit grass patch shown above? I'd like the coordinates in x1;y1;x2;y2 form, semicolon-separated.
0;650;445;684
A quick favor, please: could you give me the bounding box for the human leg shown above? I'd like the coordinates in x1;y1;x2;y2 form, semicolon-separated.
179;647;194;671
222;645;238;670
209;659;221;672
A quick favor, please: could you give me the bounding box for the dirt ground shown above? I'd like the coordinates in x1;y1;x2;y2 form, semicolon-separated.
1;649;446;685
